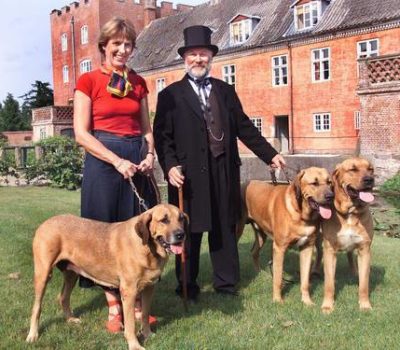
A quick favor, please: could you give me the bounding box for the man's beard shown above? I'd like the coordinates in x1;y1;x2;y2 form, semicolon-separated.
185;62;211;80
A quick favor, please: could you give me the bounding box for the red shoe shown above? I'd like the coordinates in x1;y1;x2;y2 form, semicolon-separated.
106;314;123;333
134;307;157;325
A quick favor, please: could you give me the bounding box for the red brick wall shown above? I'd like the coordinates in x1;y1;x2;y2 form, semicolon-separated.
140;27;400;155
1;132;33;146
51;0;100;105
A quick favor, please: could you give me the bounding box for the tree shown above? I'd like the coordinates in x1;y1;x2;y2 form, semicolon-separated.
20;81;54;109
0;93;24;131
19;81;54;131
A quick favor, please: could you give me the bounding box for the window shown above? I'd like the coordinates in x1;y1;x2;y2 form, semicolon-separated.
81;25;89;45
357;39;379;59
156;78;166;93
272;55;288;86
313;113;331;132
222;65;235;86
251;117;263;135
80;59;92;73
354;111;361;130
312;48;330;82
62;65;69;83
133;0;140;3
295;1;320;31
229;19;255;46
39;128;47;140
61;33;68;51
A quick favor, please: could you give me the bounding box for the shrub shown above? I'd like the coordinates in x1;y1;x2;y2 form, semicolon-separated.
380;172;400;193
25;136;83;190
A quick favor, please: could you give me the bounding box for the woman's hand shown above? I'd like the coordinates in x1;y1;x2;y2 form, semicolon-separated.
114;158;138;179
137;153;154;176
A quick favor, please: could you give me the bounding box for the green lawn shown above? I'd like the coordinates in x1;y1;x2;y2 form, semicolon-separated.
0;187;399;350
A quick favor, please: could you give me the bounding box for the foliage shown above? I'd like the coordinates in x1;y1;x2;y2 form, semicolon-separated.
380;172;400;193
25;136;83;190
19;80;54;109
0;93;25;131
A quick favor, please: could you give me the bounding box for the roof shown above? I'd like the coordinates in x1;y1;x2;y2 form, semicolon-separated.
129;0;400;72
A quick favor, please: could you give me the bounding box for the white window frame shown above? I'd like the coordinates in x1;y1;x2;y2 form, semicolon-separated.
156;78;166;93
295;1;320;31
61;33;68;52
272;55;288;86
230;19;252;46
81;25;89;45
39;127;47;140
357;39;379;59
62;65;69;83
133;0;140;3
312;47;330;82
313;113;331;132
250;117;263;135
80;59;92;73
354;111;361;130
222;64;236;86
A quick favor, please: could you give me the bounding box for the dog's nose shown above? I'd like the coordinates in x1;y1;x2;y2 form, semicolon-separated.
325;191;334;202
362;176;374;187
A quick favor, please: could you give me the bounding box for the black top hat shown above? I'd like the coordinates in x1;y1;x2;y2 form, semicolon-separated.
178;25;219;57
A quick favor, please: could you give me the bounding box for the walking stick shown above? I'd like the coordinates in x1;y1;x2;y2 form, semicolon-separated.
176;165;188;311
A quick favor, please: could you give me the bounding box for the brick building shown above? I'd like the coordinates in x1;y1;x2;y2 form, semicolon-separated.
130;0;400;155
357;53;400;181
51;0;193;106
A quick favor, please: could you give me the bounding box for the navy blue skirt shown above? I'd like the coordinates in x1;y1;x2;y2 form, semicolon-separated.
81;131;143;222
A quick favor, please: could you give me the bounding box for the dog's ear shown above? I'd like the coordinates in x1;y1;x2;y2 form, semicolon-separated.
293;170;305;203
332;164;342;191
183;212;190;234
135;211;152;245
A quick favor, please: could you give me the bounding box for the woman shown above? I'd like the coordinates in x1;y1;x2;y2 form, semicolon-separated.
73;16;156;333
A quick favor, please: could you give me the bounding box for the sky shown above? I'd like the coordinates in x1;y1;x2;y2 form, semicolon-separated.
0;0;207;104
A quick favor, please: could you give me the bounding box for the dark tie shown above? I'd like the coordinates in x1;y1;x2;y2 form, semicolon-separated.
189;76;211;119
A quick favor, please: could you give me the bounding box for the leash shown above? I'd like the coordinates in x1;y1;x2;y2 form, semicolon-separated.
128;177;149;212
269;165;299;185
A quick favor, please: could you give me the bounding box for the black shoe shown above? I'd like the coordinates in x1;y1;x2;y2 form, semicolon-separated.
215;288;239;297
176;283;200;301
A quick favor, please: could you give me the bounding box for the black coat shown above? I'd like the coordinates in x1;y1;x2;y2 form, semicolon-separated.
154;76;278;232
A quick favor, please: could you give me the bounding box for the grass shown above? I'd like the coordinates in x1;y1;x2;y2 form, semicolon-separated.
1;187;400;350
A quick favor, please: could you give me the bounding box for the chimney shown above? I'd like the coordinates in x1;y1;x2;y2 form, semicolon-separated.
144;0;157;27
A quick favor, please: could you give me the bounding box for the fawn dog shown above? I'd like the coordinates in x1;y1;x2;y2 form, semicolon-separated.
321;157;375;314
26;204;187;350
237;167;333;305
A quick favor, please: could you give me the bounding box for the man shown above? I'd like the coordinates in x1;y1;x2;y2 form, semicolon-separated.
154;25;285;300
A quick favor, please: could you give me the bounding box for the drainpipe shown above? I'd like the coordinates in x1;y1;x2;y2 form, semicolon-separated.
70;16;77;90
288;41;294;154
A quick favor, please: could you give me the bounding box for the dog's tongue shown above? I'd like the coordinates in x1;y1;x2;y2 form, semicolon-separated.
170;244;183;255
359;191;374;203
319;206;332;219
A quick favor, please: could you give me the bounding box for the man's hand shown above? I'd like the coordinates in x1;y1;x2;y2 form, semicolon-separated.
168;166;185;188
270;154;286;169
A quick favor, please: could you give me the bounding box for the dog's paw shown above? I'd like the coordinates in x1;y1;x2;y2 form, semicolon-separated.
302;298;315;307
321;304;334;314
272;296;284;303
359;301;372;311
67;317;81;324
26;331;39;343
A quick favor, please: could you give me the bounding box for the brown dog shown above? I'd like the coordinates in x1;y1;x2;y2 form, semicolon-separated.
26;204;187;350
321;157;374;314
237;167;333;305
